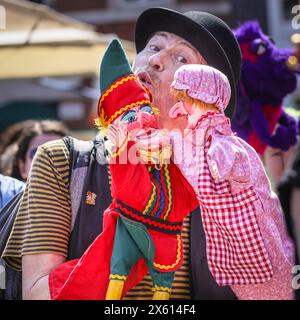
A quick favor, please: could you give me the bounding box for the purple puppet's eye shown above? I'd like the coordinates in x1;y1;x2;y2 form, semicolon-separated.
251;38;267;55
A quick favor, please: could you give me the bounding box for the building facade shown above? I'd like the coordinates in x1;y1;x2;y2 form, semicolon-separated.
52;0;235;41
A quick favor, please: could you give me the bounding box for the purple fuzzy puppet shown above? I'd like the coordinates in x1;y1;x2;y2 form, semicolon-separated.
232;21;299;155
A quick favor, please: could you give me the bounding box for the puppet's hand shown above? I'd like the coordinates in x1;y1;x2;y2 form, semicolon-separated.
105;124;128;161
135;129;170;151
135;129;172;165
107;124;128;149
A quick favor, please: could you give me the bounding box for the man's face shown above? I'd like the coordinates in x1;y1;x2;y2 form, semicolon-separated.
133;32;206;131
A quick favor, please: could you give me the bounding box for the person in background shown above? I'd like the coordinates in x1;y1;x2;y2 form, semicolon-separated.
0;174;24;210
277;141;300;300
1;120;69;182
0;120;68;299
263;144;298;189
0;120;36;156
0;120;36;182
0;121;39;208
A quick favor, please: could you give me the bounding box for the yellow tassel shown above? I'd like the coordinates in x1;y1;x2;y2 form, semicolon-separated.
152;107;160;115
94;117;108;137
105;279;125;300
138;144;172;167
152;291;171;300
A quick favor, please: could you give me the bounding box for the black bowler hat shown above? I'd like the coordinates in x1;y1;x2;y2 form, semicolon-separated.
135;7;241;119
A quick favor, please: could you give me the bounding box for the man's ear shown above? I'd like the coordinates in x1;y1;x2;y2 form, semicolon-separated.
169;102;188;119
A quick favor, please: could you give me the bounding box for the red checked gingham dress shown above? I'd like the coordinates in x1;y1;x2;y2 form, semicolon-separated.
171;112;294;300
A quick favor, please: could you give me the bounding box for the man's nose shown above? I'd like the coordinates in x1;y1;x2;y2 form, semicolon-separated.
148;52;165;71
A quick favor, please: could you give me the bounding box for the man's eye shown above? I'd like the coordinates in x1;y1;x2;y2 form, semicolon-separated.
177;55;187;63
149;44;160;52
140;105;153;114
121;111;137;124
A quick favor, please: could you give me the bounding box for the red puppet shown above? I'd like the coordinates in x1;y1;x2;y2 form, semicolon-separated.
48;39;198;300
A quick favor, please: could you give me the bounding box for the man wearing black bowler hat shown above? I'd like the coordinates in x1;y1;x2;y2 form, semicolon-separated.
130;7;241;300
4;7;241;300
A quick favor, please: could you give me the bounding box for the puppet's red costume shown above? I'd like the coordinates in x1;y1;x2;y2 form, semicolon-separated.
49;39;198;300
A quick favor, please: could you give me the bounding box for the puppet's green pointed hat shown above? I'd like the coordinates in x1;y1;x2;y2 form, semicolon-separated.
97;38;152;127
100;38;133;93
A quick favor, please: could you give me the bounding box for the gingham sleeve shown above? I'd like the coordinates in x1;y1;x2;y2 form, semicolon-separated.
206;134;251;187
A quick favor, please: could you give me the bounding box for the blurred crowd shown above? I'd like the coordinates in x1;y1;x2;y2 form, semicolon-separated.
0;120;69;208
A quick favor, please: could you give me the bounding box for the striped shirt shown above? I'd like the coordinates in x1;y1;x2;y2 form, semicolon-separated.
2;139;191;299
3;140;71;270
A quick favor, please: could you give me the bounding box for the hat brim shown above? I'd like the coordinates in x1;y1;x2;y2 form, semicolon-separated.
135;7;237;119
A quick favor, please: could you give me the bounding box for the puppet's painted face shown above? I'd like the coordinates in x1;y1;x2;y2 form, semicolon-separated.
169;101;189;119
113;104;159;139
169;100;206;130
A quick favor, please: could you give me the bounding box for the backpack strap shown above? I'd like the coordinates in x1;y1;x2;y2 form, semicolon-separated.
64;135;111;260
63;136;107;231
63;136;95;231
